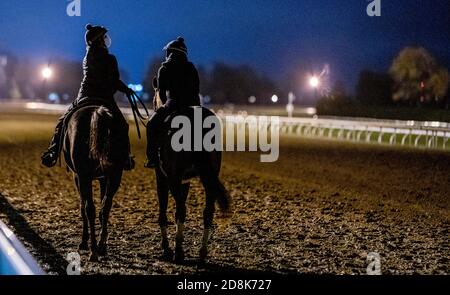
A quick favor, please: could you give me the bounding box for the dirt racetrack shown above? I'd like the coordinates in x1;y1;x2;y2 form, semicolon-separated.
0;112;449;275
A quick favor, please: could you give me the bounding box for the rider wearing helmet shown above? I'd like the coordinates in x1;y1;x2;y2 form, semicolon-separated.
41;24;135;170
145;37;201;168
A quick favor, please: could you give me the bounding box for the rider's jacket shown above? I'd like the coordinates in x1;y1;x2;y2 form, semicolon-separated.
77;46;129;102
157;53;200;110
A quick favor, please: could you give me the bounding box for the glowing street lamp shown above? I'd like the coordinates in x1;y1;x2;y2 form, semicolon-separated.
309;76;320;88
309;76;320;100
42;67;52;80
271;94;279;103
39;66;53;101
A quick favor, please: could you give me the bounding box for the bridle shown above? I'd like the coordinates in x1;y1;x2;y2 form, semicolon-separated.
126;92;150;139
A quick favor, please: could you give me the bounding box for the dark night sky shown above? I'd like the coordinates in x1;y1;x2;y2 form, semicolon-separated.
0;0;449;92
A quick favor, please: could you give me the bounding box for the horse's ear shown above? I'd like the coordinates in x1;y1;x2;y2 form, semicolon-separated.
152;77;157;90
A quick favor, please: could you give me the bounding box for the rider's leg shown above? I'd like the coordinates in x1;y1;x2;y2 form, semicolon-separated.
41;102;76;167
145;109;166;168
121;123;135;171
110;104;135;171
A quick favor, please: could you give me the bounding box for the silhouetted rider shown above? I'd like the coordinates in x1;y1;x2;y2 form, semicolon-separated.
145;37;201;168
41;24;135;170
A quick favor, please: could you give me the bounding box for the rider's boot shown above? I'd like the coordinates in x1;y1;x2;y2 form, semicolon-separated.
123;134;135;171
144;151;158;169
144;138;158;168
145;116;159;169
41;121;63;168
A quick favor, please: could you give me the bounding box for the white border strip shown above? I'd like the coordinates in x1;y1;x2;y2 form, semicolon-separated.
0;220;45;275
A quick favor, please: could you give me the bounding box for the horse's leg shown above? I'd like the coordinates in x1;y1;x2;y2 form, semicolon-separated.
75;175;89;251
98;172;122;256
98;178;106;225
79;176;98;262
156;167;172;260
199;173;219;262
171;181;189;263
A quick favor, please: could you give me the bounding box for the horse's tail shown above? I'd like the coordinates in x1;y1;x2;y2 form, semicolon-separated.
197;110;231;216
200;168;232;216
214;178;232;215
89;106;113;170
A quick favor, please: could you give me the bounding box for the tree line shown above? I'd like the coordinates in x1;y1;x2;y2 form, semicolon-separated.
323;47;450;111
1;46;449;112
143;57;280;105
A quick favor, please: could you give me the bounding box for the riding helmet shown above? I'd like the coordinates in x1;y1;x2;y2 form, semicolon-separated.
85;24;108;46
163;37;188;55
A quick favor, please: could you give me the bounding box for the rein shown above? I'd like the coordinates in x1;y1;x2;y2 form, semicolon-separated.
126;92;150;139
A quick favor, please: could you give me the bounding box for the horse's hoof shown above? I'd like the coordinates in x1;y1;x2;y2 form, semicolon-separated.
199;247;208;262
97;244;107;256
78;242;89;251
89;252;98;262
162;247;173;261
174;248;185;263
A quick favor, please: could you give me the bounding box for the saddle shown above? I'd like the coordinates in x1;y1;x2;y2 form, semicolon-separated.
59;97;122;159
62;97;114;127
162;106;218;135
158;106;220;180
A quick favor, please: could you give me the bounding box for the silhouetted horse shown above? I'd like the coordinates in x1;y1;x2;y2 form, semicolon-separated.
63;104;128;261
149;100;231;262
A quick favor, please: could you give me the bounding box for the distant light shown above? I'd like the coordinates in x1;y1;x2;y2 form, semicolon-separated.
306;107;317;115
128;83;143;92
62;94;70;101
26;102;39;109
309;76;319;88
42;67;52;79
248;96;256;104
48;92;59;102
271;94;278;103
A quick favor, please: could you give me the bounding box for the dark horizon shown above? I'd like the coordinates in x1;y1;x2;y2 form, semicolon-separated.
0;0;449;93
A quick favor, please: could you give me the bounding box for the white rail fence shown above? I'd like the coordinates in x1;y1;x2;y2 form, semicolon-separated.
2;101;449;151
274;116;450;150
